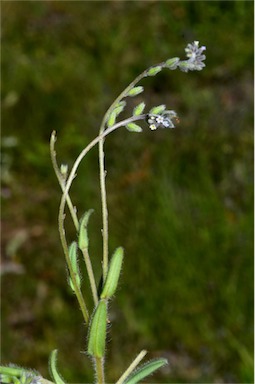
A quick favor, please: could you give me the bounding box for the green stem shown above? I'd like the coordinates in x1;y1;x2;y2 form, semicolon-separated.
98;70;148;282
60;115;146;217
50;131;79;231
58;115;145;325
58;203;90;324
99;138;108;281
81;248;98;306
94;357;105;384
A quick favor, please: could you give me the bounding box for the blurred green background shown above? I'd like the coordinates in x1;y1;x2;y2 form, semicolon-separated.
1;1;253;383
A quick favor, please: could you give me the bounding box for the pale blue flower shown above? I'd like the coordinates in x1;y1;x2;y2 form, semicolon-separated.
179;41;206;72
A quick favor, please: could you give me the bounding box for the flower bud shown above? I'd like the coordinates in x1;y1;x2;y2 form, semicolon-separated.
165;57;180;70
127;86;144;97
133;102;146;116
146;65;162;76
126;123;143;133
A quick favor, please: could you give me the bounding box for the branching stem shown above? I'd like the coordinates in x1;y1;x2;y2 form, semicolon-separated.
50;132;79;231
57;115;146;325
98;70;148;282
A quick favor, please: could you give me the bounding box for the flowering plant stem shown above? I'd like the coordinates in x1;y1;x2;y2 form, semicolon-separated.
49;41;206;384
0;41;206;384
54;115;146;326
98;71;147;282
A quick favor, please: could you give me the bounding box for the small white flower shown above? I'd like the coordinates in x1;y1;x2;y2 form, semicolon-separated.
146;111;178;130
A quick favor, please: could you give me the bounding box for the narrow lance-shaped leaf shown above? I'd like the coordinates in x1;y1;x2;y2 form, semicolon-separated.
68;241;81;291
101;247;124;299
127;86;144;97
133;102;146;116
126;123;143;133
78;209;94;250
49;350;66;384
124;358;168;384
87;300;107;358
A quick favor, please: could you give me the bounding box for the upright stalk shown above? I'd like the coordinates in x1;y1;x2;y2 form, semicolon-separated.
95;357;105;384
81;248;98;306
98;70;148;281
98;137;109;282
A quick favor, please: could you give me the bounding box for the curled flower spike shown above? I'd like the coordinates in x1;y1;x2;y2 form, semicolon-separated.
185;41;206;68
179;41;206;72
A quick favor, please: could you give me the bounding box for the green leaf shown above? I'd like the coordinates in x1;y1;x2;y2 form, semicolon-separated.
101;247;124;299
49;350;66;384
149;104;166;115
127;86;144;97
146;65;162;76
87;300;107;358
126;123;143;133
124;358;168;384
78;209;94;250
133;102;146;116
68;242;81;290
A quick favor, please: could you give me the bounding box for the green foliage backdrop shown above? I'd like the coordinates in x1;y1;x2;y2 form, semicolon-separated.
2;1;253;383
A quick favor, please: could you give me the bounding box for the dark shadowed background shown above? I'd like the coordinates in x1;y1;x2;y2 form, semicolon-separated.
1;1;253;383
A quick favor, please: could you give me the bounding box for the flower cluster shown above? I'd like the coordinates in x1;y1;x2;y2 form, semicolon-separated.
183;40;206;71
165;41;206;72
146;111;178;130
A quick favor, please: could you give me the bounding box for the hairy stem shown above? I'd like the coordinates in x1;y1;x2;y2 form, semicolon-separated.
94;357;105;384
57;115;145;323
81;248;98;306
98;69;148;282
99;138;108;281
50;131;79;231
58;202;89;324
60;115;146;217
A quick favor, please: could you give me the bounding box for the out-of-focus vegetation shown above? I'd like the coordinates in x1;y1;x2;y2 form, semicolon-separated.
1;2;253;383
